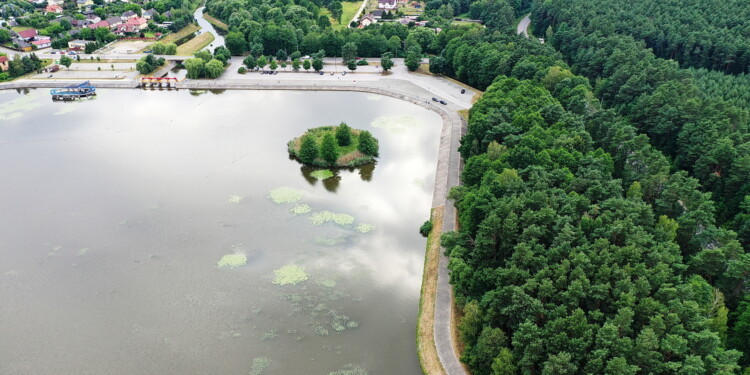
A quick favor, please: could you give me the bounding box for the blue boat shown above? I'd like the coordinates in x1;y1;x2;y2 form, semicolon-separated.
50;81;96;101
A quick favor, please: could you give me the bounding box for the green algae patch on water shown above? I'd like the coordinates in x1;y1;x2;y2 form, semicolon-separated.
250;357;271;375
217;253;247;269
228;195;244;204
290;204;312;215
273;264;308;285
314;236;346;246
355;223;375;233
309;211;355;226
310;169;335;180
329;364;369;375
268;187;303;204
0;92;42;121
370;114;422;134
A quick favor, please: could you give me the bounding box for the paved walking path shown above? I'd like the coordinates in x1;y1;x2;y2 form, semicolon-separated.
517;14;531;38
1;67;470;375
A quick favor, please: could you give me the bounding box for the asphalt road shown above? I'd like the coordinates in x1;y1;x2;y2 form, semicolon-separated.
517;14;531;38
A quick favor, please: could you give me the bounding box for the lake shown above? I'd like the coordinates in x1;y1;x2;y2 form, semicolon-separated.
0;88;442;374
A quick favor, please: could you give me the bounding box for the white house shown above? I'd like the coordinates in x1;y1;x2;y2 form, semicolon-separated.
378;0;397;10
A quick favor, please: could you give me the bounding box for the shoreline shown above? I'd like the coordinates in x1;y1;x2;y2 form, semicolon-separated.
0;77;468;375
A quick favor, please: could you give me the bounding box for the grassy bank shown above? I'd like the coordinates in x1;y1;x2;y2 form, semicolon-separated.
176;32;215;55
161;24;201;45
416;207;449;375
203;13;229;31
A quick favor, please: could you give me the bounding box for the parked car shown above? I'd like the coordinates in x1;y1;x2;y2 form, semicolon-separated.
273;71;278;75
67;51;77;55
143;50;152;53
461;89;466;94
342;71;347;75
50;51;57;54
431;97;439;102
319;71;324;75
439;100;447;105
302;55;310;59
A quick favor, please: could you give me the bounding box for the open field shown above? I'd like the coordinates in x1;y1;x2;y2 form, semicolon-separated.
160;23;201;44
176;32;214;55
320;1;363;29
203;13;229;31
417;207;449;375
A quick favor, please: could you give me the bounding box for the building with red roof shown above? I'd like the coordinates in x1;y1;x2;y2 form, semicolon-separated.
0;56;9;72
17;29;38;40
45;4;63;13
88;20;110;29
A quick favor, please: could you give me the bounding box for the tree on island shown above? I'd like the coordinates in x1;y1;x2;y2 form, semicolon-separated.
358;131;379;156
321;133;338;165
299;135;318;164
336;122;351;146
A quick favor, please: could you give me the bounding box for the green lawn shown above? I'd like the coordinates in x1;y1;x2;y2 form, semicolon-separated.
203;13;229;31
11;26;32;32
160;23;200;44
320;0;363;30
176;32;214;55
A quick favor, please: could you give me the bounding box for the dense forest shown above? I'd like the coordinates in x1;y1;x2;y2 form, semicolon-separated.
418;0;750;373
530;0;750;74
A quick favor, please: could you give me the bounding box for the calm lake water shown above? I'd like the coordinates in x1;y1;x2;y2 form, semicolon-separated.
0;88;441;374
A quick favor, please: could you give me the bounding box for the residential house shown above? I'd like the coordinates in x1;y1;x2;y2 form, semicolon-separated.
32;38;51;48
372;10;384;18
85;14;101;23
45;4;63;13
143;9;158;20
121;10;137;19
16;29;38;41
162;10;172;18
359;13;377;28
47;0;64;5
106;16;122;27
126;17;148;30
378;0;397;10
0;56;9;72
76;0;93;8
68;39;92;49
113;23;139;34
87;20;109;29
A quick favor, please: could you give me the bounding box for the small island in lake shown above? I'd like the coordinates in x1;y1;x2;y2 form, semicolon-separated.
288;122;379;167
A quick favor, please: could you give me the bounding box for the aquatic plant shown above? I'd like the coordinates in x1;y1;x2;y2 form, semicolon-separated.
355;223;375;233
0;93;42;121
77;248;90;257
250;357;271;375
347;321;359;329
329;364;369;375
314;236;346;246
273;264;309;285
268;187;303;204
370;114;421;134
217;253;247;268
290;204;312;215
317;278;337;288
313;323;330;336
309;211;354;226
261;328;279;341
310;169;334;180
228;195;244;204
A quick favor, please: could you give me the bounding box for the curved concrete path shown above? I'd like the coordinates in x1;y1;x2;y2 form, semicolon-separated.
517;14;531;38
0;71;470;375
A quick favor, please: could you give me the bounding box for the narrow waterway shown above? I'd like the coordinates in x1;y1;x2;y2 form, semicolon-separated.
194;6;226;53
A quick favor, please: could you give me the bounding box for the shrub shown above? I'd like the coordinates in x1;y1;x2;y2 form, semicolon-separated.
419;220;433;237
238;66;246;74
298;134;318;164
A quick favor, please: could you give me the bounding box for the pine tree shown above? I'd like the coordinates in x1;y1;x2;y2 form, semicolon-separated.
299;135;318;164
321;133;338;165
335;123;351;146
357;131;379;156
